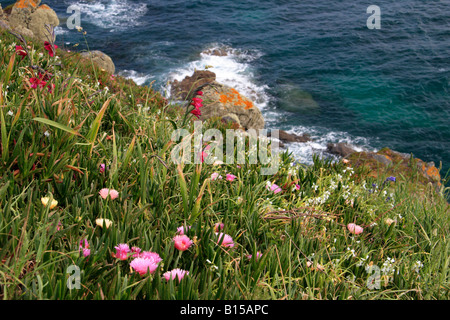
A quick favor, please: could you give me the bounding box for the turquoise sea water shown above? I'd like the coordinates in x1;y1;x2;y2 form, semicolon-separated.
4;0;449;176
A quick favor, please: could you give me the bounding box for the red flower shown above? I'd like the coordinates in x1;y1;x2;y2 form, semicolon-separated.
190;107;201;119
197;91;203;96
44;41;58;57
192;97;203;104
29;77;46;89
15;45;27;60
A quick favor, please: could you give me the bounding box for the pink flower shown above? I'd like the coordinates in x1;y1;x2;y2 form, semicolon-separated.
173;235;193;251
79;239;91;257
270;184;282;194
177;225;191;235
216;233;234;248
266;181;282;193
347;223;364;235
29;77;47;89
99;188;119;200
131;246;141;258
295;184;300;191
163;268;189;281
130;257;159;276
44;41;58;57
247;251;263;260
139;251;162;264
114;243;131;260
99;163;106;173
211;172;222;181
226;174;237;182
199;151;208;163
214;223;224;232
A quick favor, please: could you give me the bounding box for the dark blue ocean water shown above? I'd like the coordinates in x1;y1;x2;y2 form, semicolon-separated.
5;0;449;176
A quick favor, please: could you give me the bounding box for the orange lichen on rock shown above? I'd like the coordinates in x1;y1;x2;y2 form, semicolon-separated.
14;0;39;9
218;89;254;109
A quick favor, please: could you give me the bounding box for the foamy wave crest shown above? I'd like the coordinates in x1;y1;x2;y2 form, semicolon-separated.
282;125;378;165
71;0;147;31
164;44;270;110
118;70;153;86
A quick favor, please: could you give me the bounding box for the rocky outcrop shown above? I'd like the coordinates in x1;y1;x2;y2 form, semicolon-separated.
270;130;311;144
196;81;265;130
170;70;216;101
7;0;59;42
346;148;442;190
327;143;358;158
81;50;116;74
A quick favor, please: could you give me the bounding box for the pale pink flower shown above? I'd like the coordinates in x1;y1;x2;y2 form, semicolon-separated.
114;243;131;260
99;188;119;200
347;223;364;235
270;183;282;194
163;268;189;281
130;257;159;276
139;251;162;264
226;174;237;182
214;223;224;232
211;172;222;181
177;225;191;235
82;248;91;257
216;233;234;248
173;235;193;251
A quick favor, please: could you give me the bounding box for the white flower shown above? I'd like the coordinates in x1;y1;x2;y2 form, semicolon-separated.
44;131;50;137
6;110;13;117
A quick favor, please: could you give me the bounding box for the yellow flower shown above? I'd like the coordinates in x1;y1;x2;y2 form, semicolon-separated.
41;197;58;209
95;218;113;229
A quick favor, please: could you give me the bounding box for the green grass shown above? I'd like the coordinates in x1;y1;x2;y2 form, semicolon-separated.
0;30;449;300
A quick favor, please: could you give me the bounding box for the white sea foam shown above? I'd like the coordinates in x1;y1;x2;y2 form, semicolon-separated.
118;69;153;86
164;44;270;110
70;0;148;31
163;43;377;165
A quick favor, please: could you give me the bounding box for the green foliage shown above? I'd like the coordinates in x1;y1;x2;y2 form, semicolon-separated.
0;30;449;300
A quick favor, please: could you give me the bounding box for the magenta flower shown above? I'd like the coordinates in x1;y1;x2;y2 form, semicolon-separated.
216;232;234;248
214;223;224;232
177;225;191;235
226;174;237;182
99;163;106;173
131;246;141;258
79;239;91;257
114;243;131;260
163;268;189;281
247;251;263;260
173;235;193;251
347;223;364;235
197;91;203;96
99;188;119;200
130;257;159;276
139;251;163;264
295;184;300;191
